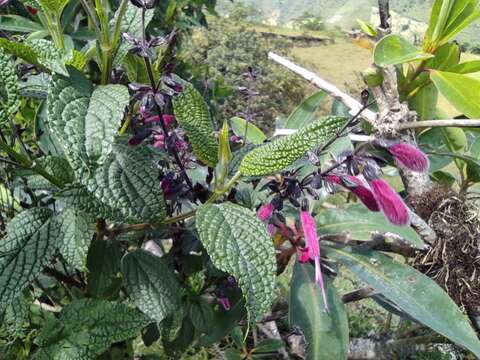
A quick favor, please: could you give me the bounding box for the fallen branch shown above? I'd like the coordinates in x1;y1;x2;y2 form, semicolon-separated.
268;51;378;124
399;119;480;130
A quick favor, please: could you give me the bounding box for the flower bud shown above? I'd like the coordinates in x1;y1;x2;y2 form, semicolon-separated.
257;203;274;222
326;175;379;212
369;179;409;225
388;143;429;172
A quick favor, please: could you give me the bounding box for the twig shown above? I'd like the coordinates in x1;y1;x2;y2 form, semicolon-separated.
342;287;376;303
43;267;83;288
33;300;62;313
268;52;377;124
399;119;480;130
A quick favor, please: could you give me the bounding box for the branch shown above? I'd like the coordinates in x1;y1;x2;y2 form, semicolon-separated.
268;52;377;124
342;287;376;303
43;267;83;288
399;119;480;130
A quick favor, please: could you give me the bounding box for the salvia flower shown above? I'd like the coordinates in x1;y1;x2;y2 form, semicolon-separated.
257;203;274;222
326;175;379;212
299;210;329;312
387;143;429;172
369;178;409;226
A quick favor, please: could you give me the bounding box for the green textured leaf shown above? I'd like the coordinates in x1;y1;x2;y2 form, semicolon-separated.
0;48;20;123
0;208;56;310
316;204;423;248
0;15;43;32
173;83;218;167
285;91;327;129
325;245;480;357
87;140;166;224
228;143;258;177
113;3;154;67
37;0;70;13
196;203;276;321
289;262;348;360
1;291;31;338
0;38;40;68
35;298;150;359
230;117;266;145
430;70;480;118
28;39;68;75
239;116;347;176
26;156;75;190
374;34;433;67
122;249;181;322
55;208;93;270
47;67;129;172
87;240;122;299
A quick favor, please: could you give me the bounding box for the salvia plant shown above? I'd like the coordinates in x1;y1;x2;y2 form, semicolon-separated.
0;0;480;359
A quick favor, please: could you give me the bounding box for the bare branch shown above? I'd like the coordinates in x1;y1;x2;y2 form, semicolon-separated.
399;119;480;130
268;52;378;124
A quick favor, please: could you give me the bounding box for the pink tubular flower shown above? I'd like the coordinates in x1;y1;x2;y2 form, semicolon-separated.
144;114;176;128
327;175;379;212
388;143;429;172
297;247;310;263
300;210;329;312
257;203;274;222
369;179;409;226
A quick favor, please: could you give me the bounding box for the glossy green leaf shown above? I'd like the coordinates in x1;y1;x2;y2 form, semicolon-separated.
316;204;423;248
285;91;327;129
48;68;130;172
430;70;480;118
449;60;480;74
442;127;467;152
425;42;460;71
190;298;215;334
325;245;480;357
196;203;276;321
289;262;349;360
356;19;377;37
419;128;453;172
0;208;56;310
35;298;149;359
409;82;438;120
230;117;266;144
0;15;43;33
122;249;181;322
374;34;433;67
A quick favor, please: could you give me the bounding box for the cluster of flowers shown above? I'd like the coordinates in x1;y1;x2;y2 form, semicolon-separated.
256;141;429;310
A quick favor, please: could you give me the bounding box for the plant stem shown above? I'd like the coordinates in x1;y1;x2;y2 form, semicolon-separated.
399;119;480;130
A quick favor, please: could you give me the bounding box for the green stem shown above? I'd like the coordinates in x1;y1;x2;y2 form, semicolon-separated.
111;0;129;52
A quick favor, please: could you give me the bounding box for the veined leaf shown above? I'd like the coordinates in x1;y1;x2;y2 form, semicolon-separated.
55;208;93;270
240;116;347;176
122;249;181;322
374;34;433;67
0;48;20;123
284;91;327;129
0;208;56;310
37;0;70;13
430;70;480;118
196;203;276;321
449;60;480;74
409;83;438;120
86;140;167;224
316;204;423;248
47;67;129;172
230;117;266;145
325;245;480;357
35;298;150;359
0;15;43;33
289;262;349;360
173;83;218;167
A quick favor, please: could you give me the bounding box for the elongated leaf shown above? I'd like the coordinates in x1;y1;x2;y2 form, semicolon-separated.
87;140;166;224
374;34;433;67
196;203;276;321
324;245;480;357
122;249;181;322
48;67;129;172
289;262;348;360
425;42;460;71
240;116;347;176
35;298;149;359
37;0;70;13
173;83;218;167
316;204;423;248
56;208;93;270
230;117;266;145
0;38;40;68
285;91;327;129
431;70;480;118
356;19;377;37
409;83;438;120
0;15;43;33
449;60;480;74
0;48;20;123
0;208;56;310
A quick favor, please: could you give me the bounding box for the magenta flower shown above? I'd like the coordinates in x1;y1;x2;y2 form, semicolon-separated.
297;247;310;263
257;203;274;222
218;296;231;311
369;179;409;225
300;210;329;312
388;143;429;172
144;114;175;128
327;175;379;212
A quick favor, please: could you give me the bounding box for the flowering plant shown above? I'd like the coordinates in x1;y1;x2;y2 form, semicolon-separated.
0;0;480;359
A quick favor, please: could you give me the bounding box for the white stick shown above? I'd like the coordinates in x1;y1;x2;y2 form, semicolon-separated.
274;129;373;142
268;51;378;124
